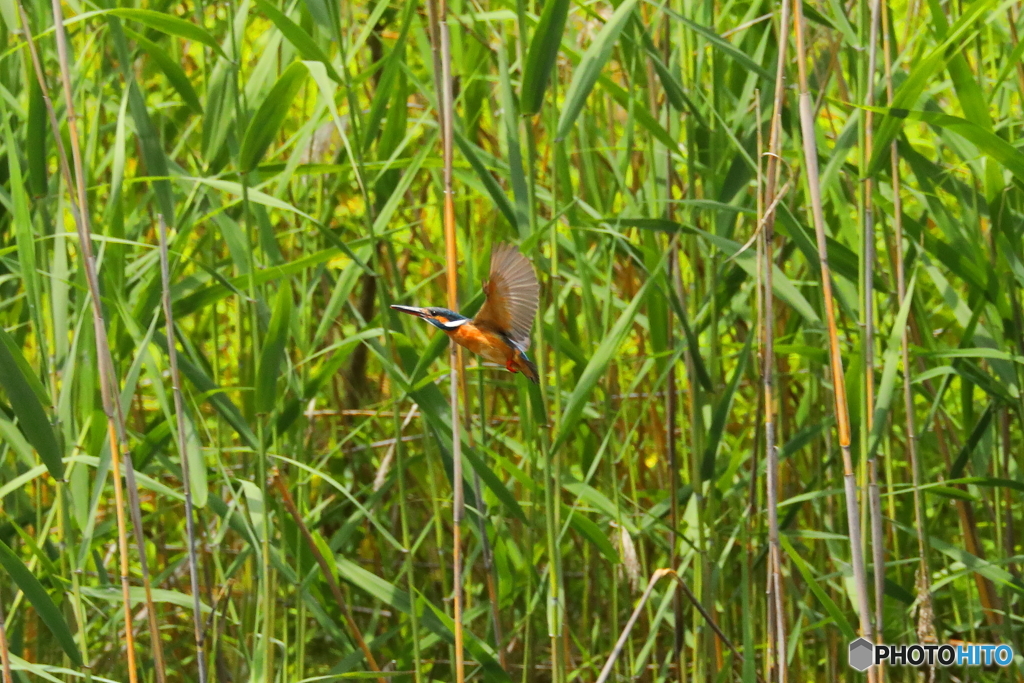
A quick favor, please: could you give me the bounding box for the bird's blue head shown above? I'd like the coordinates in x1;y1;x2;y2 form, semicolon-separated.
390;305;469;330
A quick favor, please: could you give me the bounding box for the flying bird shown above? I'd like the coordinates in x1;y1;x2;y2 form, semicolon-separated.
391;244;540;382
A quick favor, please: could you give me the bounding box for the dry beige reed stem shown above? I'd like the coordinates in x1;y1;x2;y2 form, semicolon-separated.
762;0;792;679
863;0;887;676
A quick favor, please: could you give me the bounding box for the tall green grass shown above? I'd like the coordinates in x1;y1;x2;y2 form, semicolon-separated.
0;0;1022;680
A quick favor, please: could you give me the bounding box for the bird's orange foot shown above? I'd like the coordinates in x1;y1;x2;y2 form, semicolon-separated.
506;359;518;374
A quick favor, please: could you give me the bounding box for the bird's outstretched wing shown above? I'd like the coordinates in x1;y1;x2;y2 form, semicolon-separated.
474;244;539;350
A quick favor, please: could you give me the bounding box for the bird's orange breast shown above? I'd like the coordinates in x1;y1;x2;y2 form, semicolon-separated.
447;324;512;365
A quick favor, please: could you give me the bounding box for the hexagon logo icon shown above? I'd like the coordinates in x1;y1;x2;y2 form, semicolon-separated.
848;638;874;671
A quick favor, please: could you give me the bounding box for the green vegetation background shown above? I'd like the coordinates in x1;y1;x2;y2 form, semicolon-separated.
0;0;1022;679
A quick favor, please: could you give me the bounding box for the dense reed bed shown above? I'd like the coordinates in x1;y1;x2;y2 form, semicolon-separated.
0;0;1022;679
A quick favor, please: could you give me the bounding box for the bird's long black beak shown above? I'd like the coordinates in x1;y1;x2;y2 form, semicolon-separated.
390;304;429;318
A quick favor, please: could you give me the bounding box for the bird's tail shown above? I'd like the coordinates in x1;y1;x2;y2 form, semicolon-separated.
516;351;539;384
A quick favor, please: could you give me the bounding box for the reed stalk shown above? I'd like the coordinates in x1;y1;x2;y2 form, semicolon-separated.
14;11;101;674
660;10;683;677
755;89;767;683
792;0;875;653
666;168;683;683
546;69;566;683
861;0;887;672
47;4;168;679
512;13;538;682
429;0;466;676
881;0;934;631
157;216;208;683
762;1;791;679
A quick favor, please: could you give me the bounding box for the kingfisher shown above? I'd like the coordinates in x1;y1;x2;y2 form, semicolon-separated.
391;244;540;383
